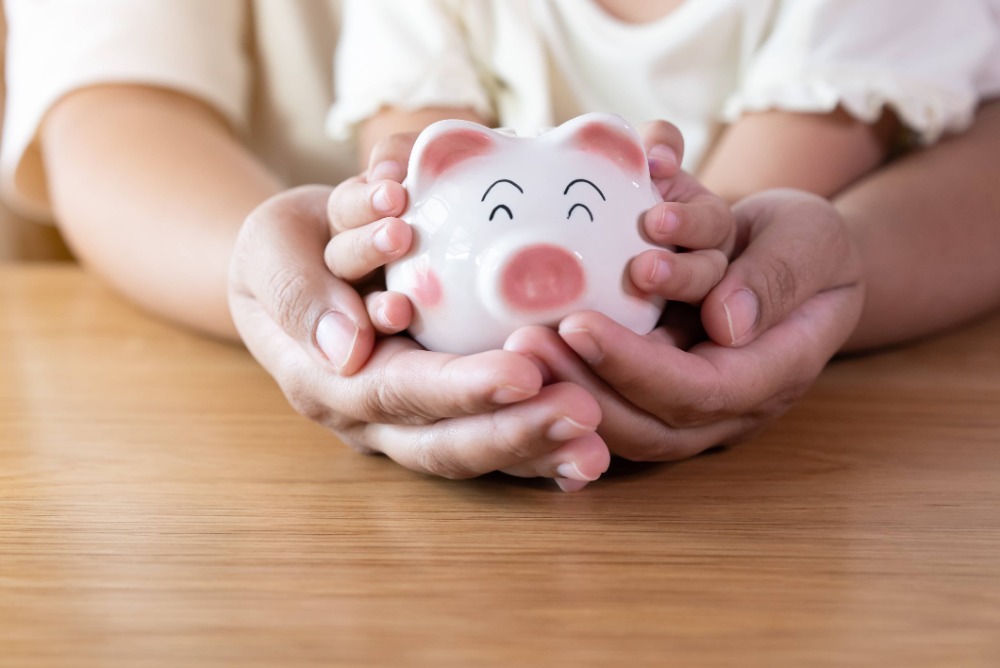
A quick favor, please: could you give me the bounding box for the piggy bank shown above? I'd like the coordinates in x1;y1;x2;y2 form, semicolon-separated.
386;112;665;354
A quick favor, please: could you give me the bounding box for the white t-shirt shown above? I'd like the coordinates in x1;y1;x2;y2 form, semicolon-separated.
329;0;1000;172
1;0;352;221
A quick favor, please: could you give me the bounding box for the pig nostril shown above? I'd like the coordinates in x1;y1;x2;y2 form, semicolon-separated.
499;244;585;312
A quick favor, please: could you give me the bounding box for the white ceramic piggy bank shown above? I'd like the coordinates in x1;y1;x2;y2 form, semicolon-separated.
386;112;665;354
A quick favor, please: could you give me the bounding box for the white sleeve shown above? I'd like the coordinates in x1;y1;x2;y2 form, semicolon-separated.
326;0;493;140
724;0;1000;143
1;0;249;219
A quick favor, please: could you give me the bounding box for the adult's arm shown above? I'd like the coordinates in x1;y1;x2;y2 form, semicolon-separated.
840;99;1000;351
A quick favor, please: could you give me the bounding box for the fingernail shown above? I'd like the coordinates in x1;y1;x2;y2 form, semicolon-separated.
555;461;600;482
315;311;359;369
547;416;593;441
372;184;395;214
555;478;590;493
558;327;603;365
647;144;678;171
657;207;680;236
722;289;759;345
369;160;404;182
648;256;670;285
491;384;536;405
375;301;394;329
373;222;397;253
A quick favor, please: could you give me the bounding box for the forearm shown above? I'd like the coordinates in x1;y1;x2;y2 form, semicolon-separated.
699;108;896;203
838;100;1000;352
41;85;284;340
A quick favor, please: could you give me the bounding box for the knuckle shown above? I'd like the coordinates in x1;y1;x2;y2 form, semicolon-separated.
611;423;673;462
283;380;376;455
495;419;541;462
669;375;729;427
327;176;366;232
709;204;737;247
354;226;378;265
413;438;476;480
284;385;329;424
761;255;799;318
671;393;726;427
279;372;338;427
360;372;426;425
266;266;314;331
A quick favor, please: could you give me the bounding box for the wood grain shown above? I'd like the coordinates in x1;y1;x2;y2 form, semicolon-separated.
2;264;998;667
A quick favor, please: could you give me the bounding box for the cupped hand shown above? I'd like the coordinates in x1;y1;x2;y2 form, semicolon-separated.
228;179;609;490
505;189;865;461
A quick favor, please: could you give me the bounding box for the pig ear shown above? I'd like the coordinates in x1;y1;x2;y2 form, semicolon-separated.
406;120;497;193
556;113;647;176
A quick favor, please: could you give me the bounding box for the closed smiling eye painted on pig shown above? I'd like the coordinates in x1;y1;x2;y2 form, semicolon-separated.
386;112;665;354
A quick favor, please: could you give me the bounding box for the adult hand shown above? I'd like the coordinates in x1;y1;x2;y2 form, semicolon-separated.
228;141;610;490
505;188;864;460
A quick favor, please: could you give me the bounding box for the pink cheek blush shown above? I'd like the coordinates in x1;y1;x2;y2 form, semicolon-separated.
500;244;585;312
412;267;443;308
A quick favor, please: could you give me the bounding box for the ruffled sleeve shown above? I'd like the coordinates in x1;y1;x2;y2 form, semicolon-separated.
326;0;494;141
1;0;249;220
724;0;1000;143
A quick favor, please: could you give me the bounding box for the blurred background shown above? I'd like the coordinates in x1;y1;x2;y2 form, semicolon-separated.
0;3;72;262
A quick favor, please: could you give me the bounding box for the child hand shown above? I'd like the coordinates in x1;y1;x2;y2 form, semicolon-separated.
629;120;735;307
322;132;419;338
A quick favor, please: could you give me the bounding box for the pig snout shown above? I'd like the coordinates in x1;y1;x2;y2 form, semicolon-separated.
498;244;585;312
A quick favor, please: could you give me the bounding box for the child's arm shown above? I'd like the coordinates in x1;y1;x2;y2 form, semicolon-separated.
697;107;899;203
41;85;284;340
356;106;493;168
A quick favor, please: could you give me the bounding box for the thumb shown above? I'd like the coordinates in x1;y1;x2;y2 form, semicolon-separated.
230;185;375;375
702;189;862;347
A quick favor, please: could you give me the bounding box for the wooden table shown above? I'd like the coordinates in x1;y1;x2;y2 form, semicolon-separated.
2;264;998;667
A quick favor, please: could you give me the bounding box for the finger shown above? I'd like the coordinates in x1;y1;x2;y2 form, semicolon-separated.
559;284;860;431
500;432;611;492
505;325;708;461
629;248;728;304
367;382;604;480
639;119;685;180
237;304;552;439
642;196;735;253
229;185;375;375
555;311;731;422
365;131;419;181
702;190;862;346
341;340;550;425
508;330;752;462
364;290;413;335
326;175;408;235
323;216;412;281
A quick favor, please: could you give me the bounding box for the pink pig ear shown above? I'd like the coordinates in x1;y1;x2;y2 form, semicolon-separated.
559;113;647;175
406;120;497;193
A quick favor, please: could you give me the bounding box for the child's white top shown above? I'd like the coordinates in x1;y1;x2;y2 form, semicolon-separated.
329;0;1000;171
1;0;350;220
